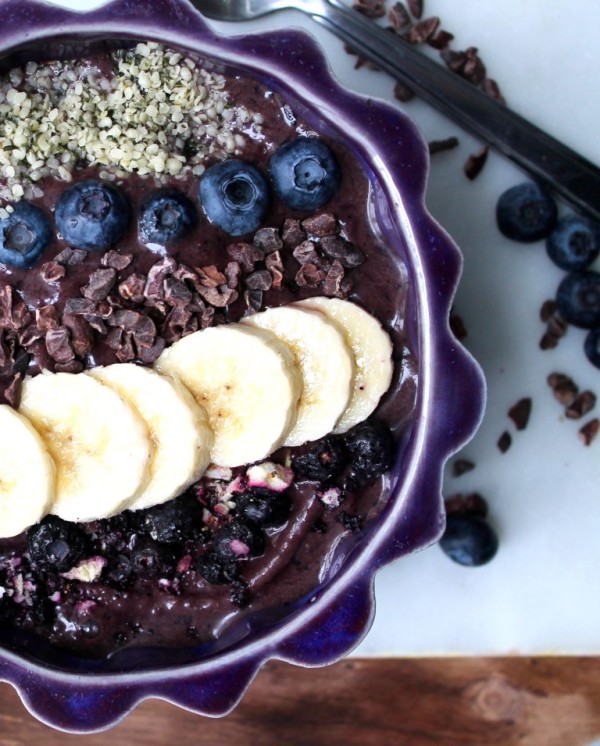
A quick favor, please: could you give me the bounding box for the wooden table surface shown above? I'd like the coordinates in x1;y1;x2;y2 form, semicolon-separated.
1;657;600;745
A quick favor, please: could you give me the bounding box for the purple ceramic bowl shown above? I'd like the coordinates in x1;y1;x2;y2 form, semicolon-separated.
0;0;484;732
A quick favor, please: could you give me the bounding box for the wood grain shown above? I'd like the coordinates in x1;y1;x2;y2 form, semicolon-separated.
1;658;600;745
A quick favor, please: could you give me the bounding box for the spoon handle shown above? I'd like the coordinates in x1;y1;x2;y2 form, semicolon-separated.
309;0;600;222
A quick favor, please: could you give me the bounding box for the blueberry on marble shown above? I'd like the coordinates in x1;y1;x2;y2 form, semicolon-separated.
546;215;600;271
556;270;600;328
0;201;52;268
270;138;340;211
344;419;395;484
293;436;348;483
235;488;292;528
213;520;265;560
496;182;557;242
439;514;498;567
27;515;89;572
584;327;600;369
55;179;130;251
199;159;270;236
138;188;196;245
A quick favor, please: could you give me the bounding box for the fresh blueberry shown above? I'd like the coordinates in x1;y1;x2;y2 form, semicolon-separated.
55;179;130;251
496;182;557;242
106;554;134;588
293;436;348;483
584;327;600;369
137;493;203;543
439;515;498;567
196;551;238;585
199;159;270;236
0;201;52;268
556;270;600;328
546;215;600;270
27;515;89;572
138;188;196;245
213;521;265;560
344;419;395;484
270;138;340;211
235;488;292;528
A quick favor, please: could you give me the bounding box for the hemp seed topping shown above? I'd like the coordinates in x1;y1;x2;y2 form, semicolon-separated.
0;42;262;201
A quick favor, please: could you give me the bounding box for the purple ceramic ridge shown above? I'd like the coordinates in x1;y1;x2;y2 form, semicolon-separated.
0;0;485;732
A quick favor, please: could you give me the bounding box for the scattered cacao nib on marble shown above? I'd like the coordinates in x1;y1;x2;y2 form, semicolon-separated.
579;418;599;446
508;397;532;431
394;81;415;102
428;136;459;155
427;30;454;50
444;492;488;519
406;16;440;44
464;146;489;180
451;458;475;477
540;299;557;322
353;0;386;18
482;77;506;105
565;391;596;420
389;2;411;32
547;372;579;407
497;431;512;453
407;0;423;19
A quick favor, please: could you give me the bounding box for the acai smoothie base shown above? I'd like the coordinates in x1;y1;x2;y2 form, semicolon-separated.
0;41;416;659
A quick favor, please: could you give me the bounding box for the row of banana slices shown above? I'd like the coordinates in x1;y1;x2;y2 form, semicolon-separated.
0;297;393;538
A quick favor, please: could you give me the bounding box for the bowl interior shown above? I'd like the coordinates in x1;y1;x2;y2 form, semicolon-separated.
0;31;426;676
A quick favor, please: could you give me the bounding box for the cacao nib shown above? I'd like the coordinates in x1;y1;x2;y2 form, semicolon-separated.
136;337;166;364
197;285;238;308
45;327;75;364
195;265;227;288
322;260;346;297
464;147;489;180
353;0;386;19
282;218;306;248
116;332;136;363
35;305;59;330
164;277;193;307
389;2;411;32
81;268;117;301
427;30;454;50
253;227;283;253
451;459;476;477
2;372;22;407
579;419;599;446
101;250;133;271
407;0;423;19
226;242;264;272
244;289;263;313
40;261;66;283
245;269;273;291
302;213;338;237
482;77;506;105
224;261;241;290
293;240;320;266
0;285;31;330
508;397;532;431
118;273;146;303
55;360;84;374
547;373;579;407
295;263;326;288
445;492;488;518
394;81;415;102
429;137;459;155
64;298;97;316
320;235;365;268
565;391;596;420
497;431;512;453
406;17;440;44
62;315;95;358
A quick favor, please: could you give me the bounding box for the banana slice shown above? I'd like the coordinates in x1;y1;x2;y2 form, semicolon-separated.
88;364;213;511
0;405;55;538
19;371;151;523
243;305;353;446
294;297;393;433
155;324;301;467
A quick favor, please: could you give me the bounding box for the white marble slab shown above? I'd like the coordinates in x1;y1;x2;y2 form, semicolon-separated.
43;0;600;655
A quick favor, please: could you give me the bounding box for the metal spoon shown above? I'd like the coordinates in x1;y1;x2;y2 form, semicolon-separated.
191;0;600;223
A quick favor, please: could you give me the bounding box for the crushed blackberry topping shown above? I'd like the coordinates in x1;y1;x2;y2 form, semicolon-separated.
293;436;348;482
27;515;89;572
